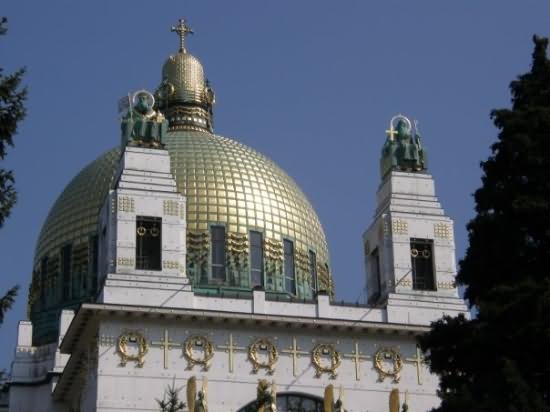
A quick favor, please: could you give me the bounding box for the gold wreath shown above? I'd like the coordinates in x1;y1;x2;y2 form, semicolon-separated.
117;331;149;367
374;347;403;383
410;248;419;257
248;338;279;374
137;226;146;236
183;336;214;370
311;343;341;379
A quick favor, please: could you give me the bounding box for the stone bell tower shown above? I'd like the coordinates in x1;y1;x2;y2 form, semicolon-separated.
97;90;190;306
363;114;467;324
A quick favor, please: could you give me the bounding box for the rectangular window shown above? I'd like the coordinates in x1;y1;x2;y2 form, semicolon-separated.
90;235;98;293
136;216;162;271
250;231;264;288
283;239;296;295
61;244;72;300
40;257;48;304
211;225;226;282
308;250;317;294
410;238;436;291
368;248;382;304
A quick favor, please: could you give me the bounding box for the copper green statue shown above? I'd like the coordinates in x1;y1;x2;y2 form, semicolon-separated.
121;90;168;148
380;114;427;176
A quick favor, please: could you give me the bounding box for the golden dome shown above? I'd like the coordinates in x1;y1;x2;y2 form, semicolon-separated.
29;18;332;345
161;52;206;105
36;131;330;270
31;131;333;343
155;18;215;132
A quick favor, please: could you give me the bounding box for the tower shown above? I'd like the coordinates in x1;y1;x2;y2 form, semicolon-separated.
97;90;190;306
363;114;467;324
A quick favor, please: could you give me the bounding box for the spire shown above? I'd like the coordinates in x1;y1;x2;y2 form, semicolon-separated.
156;18;216;133
171;18;194;53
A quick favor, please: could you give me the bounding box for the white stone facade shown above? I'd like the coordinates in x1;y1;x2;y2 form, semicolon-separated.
8;148;469;412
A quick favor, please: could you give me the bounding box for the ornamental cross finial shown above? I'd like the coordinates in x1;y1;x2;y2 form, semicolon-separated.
171;18;194;52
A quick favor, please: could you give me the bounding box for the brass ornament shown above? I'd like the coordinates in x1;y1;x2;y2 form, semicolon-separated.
374;347;403;383
118;196;135;213
437;281;455;289
248;338;279;374
312;343;341;379
434;222;451;239
183;335;214;371
392;219;408;235
117;331;148;367
150;227;160;237
136;226;146;236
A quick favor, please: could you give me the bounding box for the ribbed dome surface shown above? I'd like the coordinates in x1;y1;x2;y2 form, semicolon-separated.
34;130;331;292
162;52;205;104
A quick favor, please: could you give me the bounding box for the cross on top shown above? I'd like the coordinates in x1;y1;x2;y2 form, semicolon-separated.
171;18;194;52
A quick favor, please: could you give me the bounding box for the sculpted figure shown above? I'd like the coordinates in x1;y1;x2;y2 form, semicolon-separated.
256;379;277;412
380;115;428;176
121;90;168;148
186;376;208;412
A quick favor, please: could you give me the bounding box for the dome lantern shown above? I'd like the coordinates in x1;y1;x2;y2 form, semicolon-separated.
156;18;215;133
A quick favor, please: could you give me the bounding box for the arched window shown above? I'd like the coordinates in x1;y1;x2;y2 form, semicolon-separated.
237;392;324;412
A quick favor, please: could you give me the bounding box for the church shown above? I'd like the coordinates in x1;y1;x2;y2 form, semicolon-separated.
6;19;468;412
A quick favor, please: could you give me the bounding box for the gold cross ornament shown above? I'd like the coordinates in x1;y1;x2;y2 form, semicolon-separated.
343;342;371;381
151;329;175;369
171;18;194;52
385;127;398;141
217;333;246;373
405;345;426;385
282;337;309;377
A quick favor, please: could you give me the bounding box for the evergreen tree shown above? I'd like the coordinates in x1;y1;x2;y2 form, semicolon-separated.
156;380;186;412
0;16;26;325
419;35;550;411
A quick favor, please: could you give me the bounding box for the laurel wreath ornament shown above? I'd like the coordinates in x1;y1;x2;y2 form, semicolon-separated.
374;347;403;383
183;336;214;370
311;343;341;379
117;331;149;367
248;338;279;374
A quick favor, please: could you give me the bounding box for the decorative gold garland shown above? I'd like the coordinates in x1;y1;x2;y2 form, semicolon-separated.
183;335;214;371
248;338;278;374
117;331;148;367
374;347;403;383
311;343;341;378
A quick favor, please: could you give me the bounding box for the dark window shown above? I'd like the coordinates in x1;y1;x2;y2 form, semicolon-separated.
410;238;436;291
211;226;226;282
40;257;48;304
309;250;317;294
250;231;264;288
237;393;324;412
90;235;98;293
136;216;162;270
61;244;72;300
283;239;296;295
368;247;382;304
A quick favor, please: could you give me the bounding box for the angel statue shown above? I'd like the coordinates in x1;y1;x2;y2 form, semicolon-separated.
324;384;345;412
186;376;208;412
256;379;277;412
120;89;168;149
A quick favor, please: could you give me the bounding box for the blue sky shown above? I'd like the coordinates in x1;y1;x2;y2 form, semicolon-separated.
1;0;549;370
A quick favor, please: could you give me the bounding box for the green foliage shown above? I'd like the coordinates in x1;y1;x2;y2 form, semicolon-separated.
0;16;26;325
0;16;26;228
419;36;550;411
156;380;186;412
0;285;19;324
